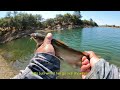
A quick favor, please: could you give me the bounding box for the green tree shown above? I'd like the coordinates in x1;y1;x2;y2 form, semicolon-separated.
55;14;64;24
73;11;82;19
0;11;98;32
45;18;55;27
71;15;82;25
89;18;98;26
63;13;73;24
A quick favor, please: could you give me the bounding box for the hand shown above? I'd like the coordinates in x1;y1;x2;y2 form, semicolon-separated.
35;33;55;55
81;51;100;79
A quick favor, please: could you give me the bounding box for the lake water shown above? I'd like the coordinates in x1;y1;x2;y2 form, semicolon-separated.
0;27;120;78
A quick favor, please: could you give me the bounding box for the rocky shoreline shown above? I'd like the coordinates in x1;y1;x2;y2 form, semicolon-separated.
0;25;97;44
0;29;35;44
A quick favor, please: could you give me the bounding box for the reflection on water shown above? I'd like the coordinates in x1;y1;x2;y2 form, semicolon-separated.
0;27;120;78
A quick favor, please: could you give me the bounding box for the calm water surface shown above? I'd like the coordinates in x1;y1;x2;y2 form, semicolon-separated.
53;27;120;66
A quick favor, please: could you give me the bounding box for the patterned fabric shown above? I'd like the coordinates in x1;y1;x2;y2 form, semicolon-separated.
85;59;120;79
12;53;60;79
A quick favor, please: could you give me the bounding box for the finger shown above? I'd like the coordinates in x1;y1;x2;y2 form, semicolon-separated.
85;51;94;58
82;56;87;61
81;64;91;72
44;44;55;55
82;51;90;56
43;33;53;45
82;59;89;65
86;69;91;72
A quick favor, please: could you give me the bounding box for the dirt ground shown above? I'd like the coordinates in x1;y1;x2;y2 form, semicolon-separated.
0;55;18;79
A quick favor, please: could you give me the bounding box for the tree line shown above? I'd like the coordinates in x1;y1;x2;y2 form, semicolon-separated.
0;11;98;32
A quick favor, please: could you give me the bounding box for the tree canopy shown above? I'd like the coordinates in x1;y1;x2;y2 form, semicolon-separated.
0;11;98;32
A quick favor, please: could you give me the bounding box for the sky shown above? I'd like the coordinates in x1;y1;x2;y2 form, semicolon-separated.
0;11;120;26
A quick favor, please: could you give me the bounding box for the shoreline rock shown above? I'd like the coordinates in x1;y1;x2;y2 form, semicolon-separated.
0;29;35;44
